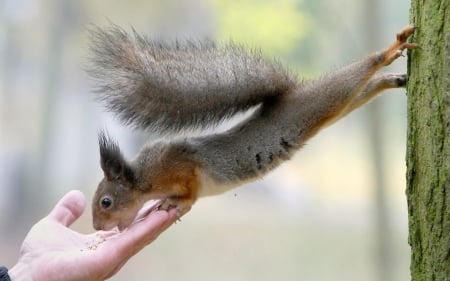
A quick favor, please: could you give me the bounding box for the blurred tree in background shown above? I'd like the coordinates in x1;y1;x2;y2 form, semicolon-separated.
211;0;309;56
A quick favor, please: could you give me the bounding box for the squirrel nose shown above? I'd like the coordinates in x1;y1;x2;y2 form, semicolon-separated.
93;220;102;231
92;216;105;230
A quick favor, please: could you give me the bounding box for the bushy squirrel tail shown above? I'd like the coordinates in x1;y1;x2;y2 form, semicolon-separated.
88;25;297;134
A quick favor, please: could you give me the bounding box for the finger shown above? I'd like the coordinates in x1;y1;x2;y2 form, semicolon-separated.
90;209;179;278
155;208;180;233
47;190;86;227
120;209;176;250
101;209;178;262
157;207;187;233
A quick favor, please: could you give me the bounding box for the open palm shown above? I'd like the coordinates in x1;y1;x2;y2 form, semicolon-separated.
9;190;179;281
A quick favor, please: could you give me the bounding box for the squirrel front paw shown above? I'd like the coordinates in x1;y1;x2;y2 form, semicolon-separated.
159;197;193;218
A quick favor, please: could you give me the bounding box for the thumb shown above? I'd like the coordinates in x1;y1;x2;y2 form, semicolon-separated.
47;190;86;227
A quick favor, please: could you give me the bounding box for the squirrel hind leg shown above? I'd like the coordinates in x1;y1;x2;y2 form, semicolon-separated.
378;73;407;87
321;73;407;127
342;73;407;114
360;73;407;95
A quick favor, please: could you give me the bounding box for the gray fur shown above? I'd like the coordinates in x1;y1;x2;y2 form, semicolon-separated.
188;56;388;185
88;25;296;133
90;26;405;189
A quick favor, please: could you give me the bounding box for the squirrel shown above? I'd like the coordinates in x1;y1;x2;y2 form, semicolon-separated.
89;25;418;231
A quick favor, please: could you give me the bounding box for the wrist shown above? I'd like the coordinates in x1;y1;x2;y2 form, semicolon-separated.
8;264;31;281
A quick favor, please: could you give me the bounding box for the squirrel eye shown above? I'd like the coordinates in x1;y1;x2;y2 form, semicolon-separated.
100;197;113;209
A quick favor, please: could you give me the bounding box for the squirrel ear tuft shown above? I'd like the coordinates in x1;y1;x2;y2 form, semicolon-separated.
98;130;135;183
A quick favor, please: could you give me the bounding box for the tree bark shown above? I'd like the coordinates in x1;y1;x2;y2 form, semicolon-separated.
406;0;450;280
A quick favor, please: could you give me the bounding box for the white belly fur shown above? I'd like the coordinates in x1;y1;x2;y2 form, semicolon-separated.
197;171;240;197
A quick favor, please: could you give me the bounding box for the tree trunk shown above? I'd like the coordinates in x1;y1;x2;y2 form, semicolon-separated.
406;0;450;280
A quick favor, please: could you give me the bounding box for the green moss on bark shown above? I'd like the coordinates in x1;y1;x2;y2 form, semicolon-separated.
406;0;450;280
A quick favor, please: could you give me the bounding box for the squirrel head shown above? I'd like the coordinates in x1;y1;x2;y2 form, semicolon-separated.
92;131;144;231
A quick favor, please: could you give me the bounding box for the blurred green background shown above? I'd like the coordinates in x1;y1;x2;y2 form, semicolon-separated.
1;0;412;280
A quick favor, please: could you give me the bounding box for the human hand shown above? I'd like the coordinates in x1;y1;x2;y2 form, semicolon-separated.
9;190;179;281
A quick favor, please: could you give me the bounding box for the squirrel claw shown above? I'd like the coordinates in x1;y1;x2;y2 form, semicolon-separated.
396;25;416;42
382;25;419;66
396;50;404;57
